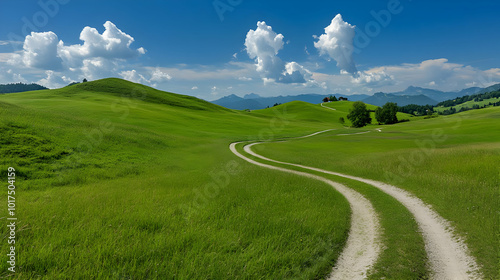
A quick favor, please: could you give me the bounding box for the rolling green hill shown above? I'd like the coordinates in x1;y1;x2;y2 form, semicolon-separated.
0;78;497;279
0;78;353;279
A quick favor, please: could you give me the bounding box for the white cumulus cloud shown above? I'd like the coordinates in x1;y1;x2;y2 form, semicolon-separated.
281;61;310;84
37;70;74;88
120;68;171;87
0;69;27;84
150;68;172;83
58;21;145;67
351;70;394;86
22;31;63;70
81;58;118;81
8;21;146;86
245;21;312;84
119;69;148;84
314;14;357;75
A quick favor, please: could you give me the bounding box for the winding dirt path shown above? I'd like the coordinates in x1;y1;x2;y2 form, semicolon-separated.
229;135;381;279
321;102;337;110
241;130;482;280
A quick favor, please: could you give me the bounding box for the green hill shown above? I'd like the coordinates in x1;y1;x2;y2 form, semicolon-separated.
43;78;230;112
0;78;497;279
0;78;351;279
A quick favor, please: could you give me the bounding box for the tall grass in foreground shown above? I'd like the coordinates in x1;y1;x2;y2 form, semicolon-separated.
2;167;351;279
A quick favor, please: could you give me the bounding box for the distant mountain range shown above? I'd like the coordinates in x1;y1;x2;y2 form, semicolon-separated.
211;83;500;109
211;93;369;110
362;92;438;107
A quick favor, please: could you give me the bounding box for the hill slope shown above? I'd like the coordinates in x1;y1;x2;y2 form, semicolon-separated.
0;78;354;278
68;78;230;112
0;78;497;279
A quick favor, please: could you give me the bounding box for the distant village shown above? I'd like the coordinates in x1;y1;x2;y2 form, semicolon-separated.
323;95;348;102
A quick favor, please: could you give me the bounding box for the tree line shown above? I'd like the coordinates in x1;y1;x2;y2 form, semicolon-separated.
436;90;500;107
0;83;48;94
398;90;500;116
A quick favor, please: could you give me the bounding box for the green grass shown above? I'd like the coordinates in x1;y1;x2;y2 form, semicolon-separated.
256;108;500;279
233;142;429;279
0;78;353;279
0;78;497;279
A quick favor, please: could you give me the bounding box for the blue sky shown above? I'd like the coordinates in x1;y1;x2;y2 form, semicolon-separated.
1;0;499;100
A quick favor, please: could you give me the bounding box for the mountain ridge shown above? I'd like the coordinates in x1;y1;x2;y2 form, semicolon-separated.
211;93;370;110
211;83;500;109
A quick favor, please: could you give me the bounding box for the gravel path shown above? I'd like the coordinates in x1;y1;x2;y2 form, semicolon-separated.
229;141;381;279
243;130;482;280
321;102;337;110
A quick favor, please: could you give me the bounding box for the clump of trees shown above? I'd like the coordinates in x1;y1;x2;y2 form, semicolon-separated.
375;102;398;124
322;95;339;102
398;104;434;116
347;101;371;128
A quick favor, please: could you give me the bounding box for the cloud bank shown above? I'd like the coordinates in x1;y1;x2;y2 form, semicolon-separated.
7;21;151;88
1;17;499;99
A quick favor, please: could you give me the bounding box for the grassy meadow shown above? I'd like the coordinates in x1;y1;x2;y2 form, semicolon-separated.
0;78;497;279
0;79;356;279
255;104;500;279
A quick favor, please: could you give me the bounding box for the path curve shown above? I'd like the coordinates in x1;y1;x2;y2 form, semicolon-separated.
243;131;482;280
229;137;381;279
321;102;337;110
